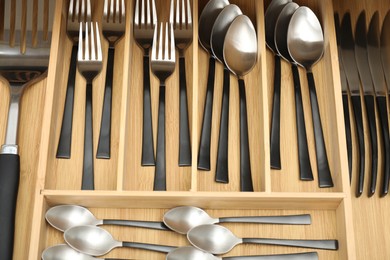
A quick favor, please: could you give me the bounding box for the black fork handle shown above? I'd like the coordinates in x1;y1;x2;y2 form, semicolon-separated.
142;53;155;166
56;45;78;158
97;47;115;159
377;96;390;196
270;54;281;169
365;95;378;195
82;82;94;190
342;93;353;183
154;84;166;191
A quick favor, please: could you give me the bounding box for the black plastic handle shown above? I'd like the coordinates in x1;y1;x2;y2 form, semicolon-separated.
224;252;319;260
154;84;166;191
377;96;390;196
365;95;378;195
0;153;20;260
238;79;254;191
103;219;169;230
97;47;115;159
122;241;176;253
198;56;216;171
351;95;365;196
306;72;333;188
82;82;94;190
342;93;353;183
178;56;191;166
292;65;313;181
242;237;338;250
215;67;230;183
270;55;281;169
142;53;155;166
56;45;78;158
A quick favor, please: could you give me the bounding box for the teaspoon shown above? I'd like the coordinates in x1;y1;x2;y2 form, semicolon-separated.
42;244;128;260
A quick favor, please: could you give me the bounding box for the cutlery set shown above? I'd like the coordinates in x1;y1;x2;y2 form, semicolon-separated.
43;204;338;259
335;10;390;197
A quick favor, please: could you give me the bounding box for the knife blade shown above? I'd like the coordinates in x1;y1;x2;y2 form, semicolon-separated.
340;12;365;197
370;10;390;196
334;13;353;183
354;11;379;196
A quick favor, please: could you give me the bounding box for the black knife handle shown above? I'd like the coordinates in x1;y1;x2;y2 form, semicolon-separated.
154;84;166;191
342;93;353;183
198;56;216;171
351;95;365;196
292;65;313;181
306;72;333;188
365;95;378;195
82;83;94;190
97;47;115;159
238;79;254;191
0;154;20;260
377;96;390;196
215;67;230;183
142;53;155;166
178;56;192;166
56;45;78;158
270;55;281;169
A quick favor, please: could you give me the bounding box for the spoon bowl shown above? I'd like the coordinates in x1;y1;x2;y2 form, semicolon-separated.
42;244;98;260
166;246;219;260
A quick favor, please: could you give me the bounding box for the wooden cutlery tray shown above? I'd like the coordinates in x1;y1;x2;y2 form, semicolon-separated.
3;0;390;259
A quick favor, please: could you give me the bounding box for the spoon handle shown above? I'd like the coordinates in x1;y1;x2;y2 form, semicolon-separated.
103;219;169;230
242;237;338;250
219;214;311;225
224;252;319;260
122;241;176;253
238;79;254;191
306;72;333;188
270;54;281;169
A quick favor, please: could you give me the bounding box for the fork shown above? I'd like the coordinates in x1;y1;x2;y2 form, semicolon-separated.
170;0;192;166
0;0;54;258
77;22;103;190
150;22;176;190
96;0;126;159
134;0;157;166
56;0;91;158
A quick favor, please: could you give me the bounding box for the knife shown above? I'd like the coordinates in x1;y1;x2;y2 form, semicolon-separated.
334;13;353;183
354;11;379;196
339;13;365;197
372;10;390;196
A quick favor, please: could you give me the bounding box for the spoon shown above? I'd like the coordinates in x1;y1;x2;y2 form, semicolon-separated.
198;0;230;171
64;225;176;256
223;14;257;191
287;6;333;188
210;4;242;183
187;224;338;255
42;244;128;260
265;0;291;169
45;205;168;232
166;246;319;260
274;2;314;181
163;206;311;234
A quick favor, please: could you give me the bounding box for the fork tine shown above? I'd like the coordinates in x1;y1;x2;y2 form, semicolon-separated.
104;0;109;21
78;22;83;60
115;0;119;22
121;0;125;23
90;22;95;61
186;0;192;26
85;22;89;60
111;0;115;22
151;21;158;59
146;0;150;27
169;0;174;24
141;0;145;26
164;23;169;60
158;23;163;60
169;23;175;61
95;22;102;61
151;0;157;26
85;0;91;21
134;0;139;25
179;0;183;27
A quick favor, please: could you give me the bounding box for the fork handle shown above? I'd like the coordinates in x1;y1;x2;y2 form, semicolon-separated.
82;83;94;190
142;53;156;166
97;47;115;159
0;153;19;260
154;84;166;191
56;45;78;158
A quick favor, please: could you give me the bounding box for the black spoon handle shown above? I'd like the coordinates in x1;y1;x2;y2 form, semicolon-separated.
242;237;338;250
97;47;115;159
306;72;333;188
224;252;319;260
122;241;176;253
103;219;169;230
238;79;253;191
82;82;94;190
142;53;155;166
292;64;313;180
198;56;216;171
178;56;191;166
270;55;281;169
365;95;378;195
377;96;390;196
56;45;78;158
342;93;353;183
154;84;166;191
215;67;230;183
351;95;365;196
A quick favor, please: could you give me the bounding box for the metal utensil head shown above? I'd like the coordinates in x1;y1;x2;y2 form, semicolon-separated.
68;0;92;41
170;0;193;51
134;0;157;49
102;0;126;46
265;0;291;53
42;244;97;260
166;246;220;260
